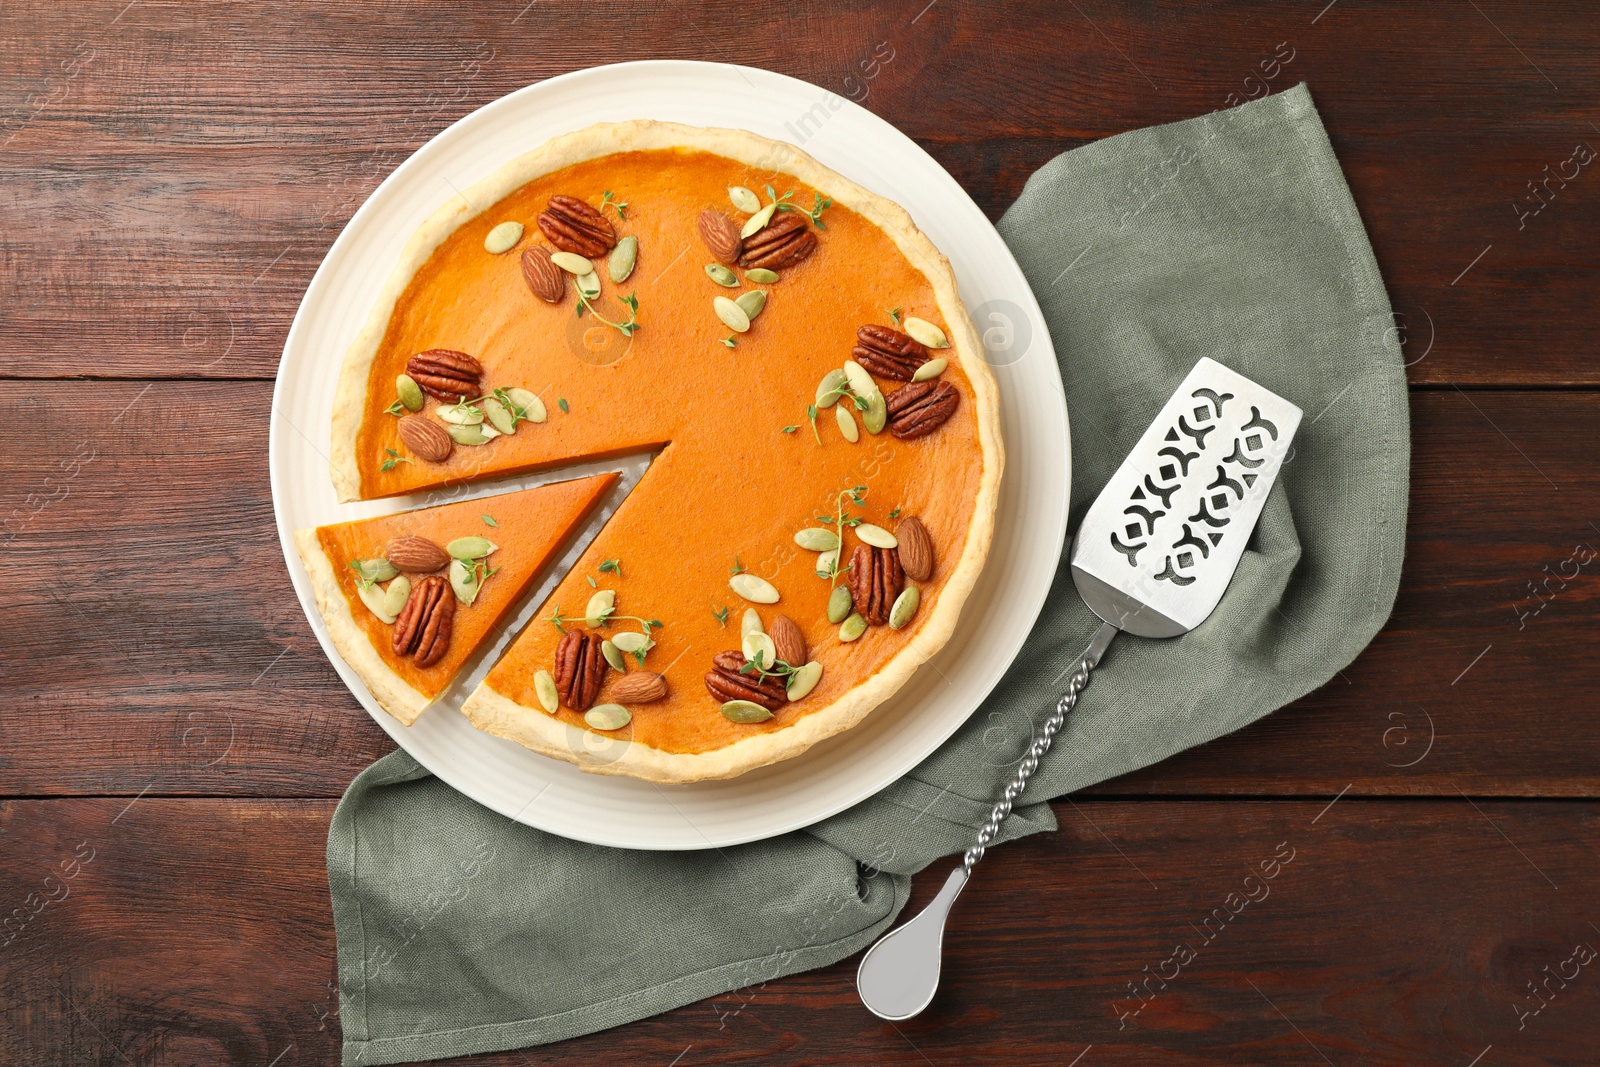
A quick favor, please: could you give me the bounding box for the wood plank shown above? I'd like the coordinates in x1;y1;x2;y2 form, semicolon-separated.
1;382;1596;798
1;797;1594;1065
0;2;1594;383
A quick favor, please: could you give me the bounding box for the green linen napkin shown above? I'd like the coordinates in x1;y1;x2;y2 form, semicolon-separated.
327;83;1409;1065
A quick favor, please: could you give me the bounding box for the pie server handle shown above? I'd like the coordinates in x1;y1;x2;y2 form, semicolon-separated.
855;621;1118;1020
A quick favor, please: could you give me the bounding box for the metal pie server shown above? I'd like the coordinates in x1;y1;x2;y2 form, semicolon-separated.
857;356;1303;1020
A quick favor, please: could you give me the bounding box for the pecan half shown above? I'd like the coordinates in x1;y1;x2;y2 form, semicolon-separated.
392;574;454;668
852;325;929;381
537;195;616;257
848;544;905;626
697;209;742;264
704;650;788;711
554;629;608;712
405;350;482;403
738;212;817;270
886;380;960;439
520;245;566;304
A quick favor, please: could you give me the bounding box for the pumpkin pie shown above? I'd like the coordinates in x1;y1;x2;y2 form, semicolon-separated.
293;473;616;725
325;121;1002;781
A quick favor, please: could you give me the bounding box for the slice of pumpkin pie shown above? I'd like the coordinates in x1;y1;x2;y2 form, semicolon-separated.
293;473;616;725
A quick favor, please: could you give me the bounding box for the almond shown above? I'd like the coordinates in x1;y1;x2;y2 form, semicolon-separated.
768;613;807;668
896;516;935;581
521;245;566;304
396;415;452;463
697;209;742;264
384;535;449;573
610;670;668;704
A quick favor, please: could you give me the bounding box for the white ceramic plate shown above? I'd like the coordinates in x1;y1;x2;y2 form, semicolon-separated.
271;60;1068;849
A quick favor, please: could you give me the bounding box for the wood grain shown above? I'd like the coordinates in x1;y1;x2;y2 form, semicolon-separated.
1;382;1595;798
0;1;1595;383
1;797;1594;1066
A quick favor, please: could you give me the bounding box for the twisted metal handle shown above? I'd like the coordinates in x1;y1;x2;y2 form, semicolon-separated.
962;622;1118;873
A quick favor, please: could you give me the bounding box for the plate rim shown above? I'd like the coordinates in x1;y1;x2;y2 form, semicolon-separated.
269;59;1070;849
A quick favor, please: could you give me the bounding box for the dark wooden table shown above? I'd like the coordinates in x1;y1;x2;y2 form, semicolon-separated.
4;2;1597;1064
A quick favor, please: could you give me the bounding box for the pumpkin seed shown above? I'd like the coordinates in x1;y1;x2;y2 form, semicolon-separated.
839;612;868;642
735;290;766;320
740;202;777;238
835;402;859;443
827;584;854;623
815;368;848;407
889;585;921;630
744;268;780;284
381;575;412;618
863;388;887;432
438;403;484;425
449;557;482;605
742;631;777;671
904;316;950;348
575;271;601;299
447;423;491;446
611;631;654;654
705;263;739;287
479;424;501;440
714;295;751;333
601;639;626;671
395;374;424;411
506;387;547;424
729;573;779;604
551;251;593;275
721;699;773;724
533;669;560;714
353;558;399;584
842;360;876;397
483;396;516;435
856;524;898;549
608;235;638;283
786;660;823;701
484;220;524;254
447;536;496;560
741;607;764;639
357;582;397;623
794;527;840;552
584;703;631;731
814;548;839;579
728;185;762;213
912;358;948;382
584;589;615;627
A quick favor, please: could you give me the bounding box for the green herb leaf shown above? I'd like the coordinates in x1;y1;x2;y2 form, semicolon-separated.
729;556;745;575
721;335;737;348
888;307;902;325
587;575;597;587
558;398;570;414
482;514;499;527
888;506;902;519
781;424;798;434
599;559;622;576
713;605;730;627
809;194;833;229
